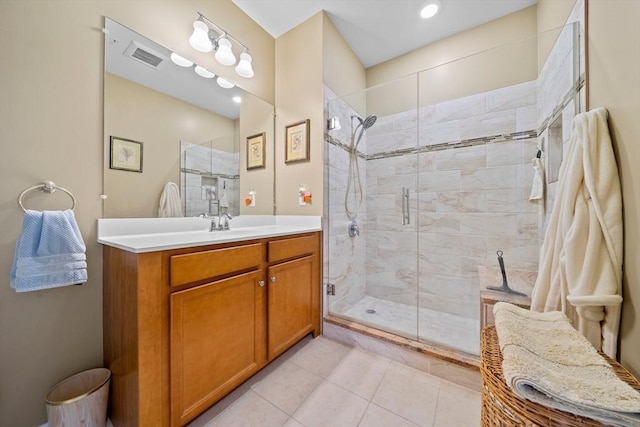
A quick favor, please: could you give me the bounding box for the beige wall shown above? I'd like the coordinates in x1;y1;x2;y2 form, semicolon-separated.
537;0;578;71
367;6;538;93
0;1;274;425
239;93;276;215
322;15;366;98
275;13;324;215
587;0;640;377
105;73;236;217
363;7;538;116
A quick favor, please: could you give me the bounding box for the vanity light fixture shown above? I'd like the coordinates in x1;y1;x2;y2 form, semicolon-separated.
420;0;442;19
216;76;235;89
215;37;236;66
188;13;255;78
232;96;242;103
170;52;193;67
189;20;213;52
194;65;215;78
235;51;254;78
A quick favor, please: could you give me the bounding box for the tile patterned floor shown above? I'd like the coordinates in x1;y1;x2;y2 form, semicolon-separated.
188;335;481;427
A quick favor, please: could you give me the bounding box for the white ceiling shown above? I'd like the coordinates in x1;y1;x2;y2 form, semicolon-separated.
232;0;537;67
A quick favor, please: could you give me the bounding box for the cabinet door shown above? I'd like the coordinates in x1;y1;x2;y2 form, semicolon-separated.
267;256;315;359
170;270;265;426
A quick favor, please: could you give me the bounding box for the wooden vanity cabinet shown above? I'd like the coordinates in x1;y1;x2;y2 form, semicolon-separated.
170;270;266;426
103;232;321;427
266;235;320;360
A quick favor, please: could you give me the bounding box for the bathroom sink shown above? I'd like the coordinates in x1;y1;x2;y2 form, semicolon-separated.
97;221;320;253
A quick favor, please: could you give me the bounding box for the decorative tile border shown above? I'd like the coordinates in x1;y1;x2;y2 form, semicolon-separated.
326;129;538;161
537;72;585;136
180;168;239;180
325;66;584;164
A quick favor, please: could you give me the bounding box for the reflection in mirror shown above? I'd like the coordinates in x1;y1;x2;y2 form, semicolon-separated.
181;139;239;217
103;18;274;218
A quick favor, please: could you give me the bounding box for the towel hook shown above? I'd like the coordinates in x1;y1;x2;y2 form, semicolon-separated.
17;181;77;212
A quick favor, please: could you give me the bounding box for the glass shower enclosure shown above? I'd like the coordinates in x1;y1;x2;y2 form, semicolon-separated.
325;20;584;356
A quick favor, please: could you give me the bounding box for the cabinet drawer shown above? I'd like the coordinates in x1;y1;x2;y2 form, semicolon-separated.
267;234;317;263
170;243;262;287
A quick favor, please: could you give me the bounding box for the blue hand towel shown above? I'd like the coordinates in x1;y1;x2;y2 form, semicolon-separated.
10;209;87;292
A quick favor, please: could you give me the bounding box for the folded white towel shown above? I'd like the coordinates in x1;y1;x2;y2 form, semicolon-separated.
529;157;544;201
10;210;87;292
158;182;182;217
493;302;640;426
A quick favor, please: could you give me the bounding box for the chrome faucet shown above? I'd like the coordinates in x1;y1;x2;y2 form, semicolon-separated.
218;212;233;231
209;217;218;232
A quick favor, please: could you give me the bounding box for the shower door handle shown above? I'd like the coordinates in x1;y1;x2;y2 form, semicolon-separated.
402;187;410;225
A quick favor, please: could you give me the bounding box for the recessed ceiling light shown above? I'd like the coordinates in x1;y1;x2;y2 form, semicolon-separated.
420;0;441;19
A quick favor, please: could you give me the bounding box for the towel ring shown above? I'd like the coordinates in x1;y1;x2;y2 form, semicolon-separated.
17;181;76;212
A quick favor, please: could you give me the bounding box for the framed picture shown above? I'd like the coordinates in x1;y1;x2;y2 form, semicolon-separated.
246;132;266;170
110;136;143;173
285;119;310;163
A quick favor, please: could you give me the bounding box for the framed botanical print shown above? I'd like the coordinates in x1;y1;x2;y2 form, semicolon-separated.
110;136;143;173
285;119;310;164
246;132;266;170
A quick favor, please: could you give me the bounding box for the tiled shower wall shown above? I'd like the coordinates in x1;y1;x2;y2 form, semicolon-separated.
324;86;368;314
364;81;539;323
325;80;540;328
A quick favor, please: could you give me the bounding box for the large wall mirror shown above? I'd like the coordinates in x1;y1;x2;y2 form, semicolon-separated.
103;18;275;218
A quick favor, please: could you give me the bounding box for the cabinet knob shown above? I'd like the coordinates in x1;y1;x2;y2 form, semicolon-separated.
258;280;265;287
270;276;277;283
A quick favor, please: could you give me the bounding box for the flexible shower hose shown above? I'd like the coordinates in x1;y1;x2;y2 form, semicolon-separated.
345;141;362;220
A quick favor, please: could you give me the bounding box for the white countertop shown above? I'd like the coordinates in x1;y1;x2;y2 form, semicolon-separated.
97;215;321;253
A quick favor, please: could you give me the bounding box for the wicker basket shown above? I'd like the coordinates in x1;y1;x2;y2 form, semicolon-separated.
480;326;640;426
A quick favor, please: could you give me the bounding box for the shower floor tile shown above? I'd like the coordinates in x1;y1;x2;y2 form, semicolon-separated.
189;335;480;427
340;296;480;355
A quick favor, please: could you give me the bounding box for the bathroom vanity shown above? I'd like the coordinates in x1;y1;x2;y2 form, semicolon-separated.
99;217;321;427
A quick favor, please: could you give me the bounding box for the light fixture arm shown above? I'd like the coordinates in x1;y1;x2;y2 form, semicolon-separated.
197;12;249;53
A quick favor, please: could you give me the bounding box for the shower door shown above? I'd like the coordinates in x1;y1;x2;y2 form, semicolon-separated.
325;75;420;340
325;20;583;357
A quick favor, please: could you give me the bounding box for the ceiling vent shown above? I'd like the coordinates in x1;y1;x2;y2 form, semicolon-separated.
123;40;167;69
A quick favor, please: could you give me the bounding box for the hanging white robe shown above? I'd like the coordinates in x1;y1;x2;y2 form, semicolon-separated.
531;107;623;358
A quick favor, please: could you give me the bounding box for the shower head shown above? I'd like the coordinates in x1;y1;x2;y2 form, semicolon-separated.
352;114;377;149
361;114;377;129
355;114;377;130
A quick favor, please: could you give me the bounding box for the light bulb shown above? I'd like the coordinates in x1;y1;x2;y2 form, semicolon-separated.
215;37;236;66
232;96;242;103
170;53;193;67
235;52;254;78
189;20;213;52
194;66;215;78
216;76;235;89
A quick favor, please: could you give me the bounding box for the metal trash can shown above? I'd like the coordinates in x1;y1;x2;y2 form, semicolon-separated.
45;368;111;427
